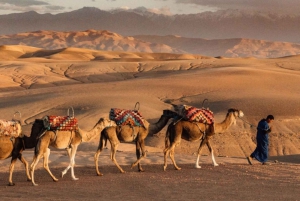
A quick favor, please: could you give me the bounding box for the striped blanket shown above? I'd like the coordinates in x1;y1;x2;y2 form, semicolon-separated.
174;105;214;125
109;108;145;128
43;116;78;131
0;119;22;138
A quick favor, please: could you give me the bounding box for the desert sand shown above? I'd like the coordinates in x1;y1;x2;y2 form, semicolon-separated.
0;45;299;200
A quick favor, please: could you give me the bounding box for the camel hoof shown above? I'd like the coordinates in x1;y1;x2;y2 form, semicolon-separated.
163;166;167;171
72;177;79;181
53;178;59;182
175;167;181;171
138;169;144;172
96;173;104;176
214;164;219;167
8;182;15;186
61;172;65;178
27;178;32;182
32;183;38;186
195;165;202;169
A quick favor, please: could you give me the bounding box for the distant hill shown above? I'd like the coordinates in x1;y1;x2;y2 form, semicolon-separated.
2;30;300;58
133;35;300;58
0;30;184;54
0;7;300;43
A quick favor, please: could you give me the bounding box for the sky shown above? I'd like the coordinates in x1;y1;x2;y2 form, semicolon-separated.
0;0;299;15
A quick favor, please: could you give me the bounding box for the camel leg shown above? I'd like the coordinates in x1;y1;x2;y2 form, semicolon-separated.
8;157;18;186
61;145;79;180
163;137;171;171
18;155;31;182
94;136;105;176
195;139;207;169
110;142;125;173
30;154;42;186
169;146;181;170
62;147;77;177
30;138;52;186
94;148;103;176
131;140;146;172
206;140;219;167
66;147;71;157
163;148;170;171
43;148;59;182
61;148;72;178
163;141;181;171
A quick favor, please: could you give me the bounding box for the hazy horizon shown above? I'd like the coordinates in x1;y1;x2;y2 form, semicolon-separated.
0;0;298;16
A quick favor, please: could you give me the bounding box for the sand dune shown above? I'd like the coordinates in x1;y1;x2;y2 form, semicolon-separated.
0;30;184;54
0;45;299;161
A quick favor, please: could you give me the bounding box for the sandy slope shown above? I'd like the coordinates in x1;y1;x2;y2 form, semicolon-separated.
0;46;299;165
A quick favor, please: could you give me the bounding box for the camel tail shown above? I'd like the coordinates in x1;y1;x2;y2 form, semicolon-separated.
98;130;107;151
164;125;171;152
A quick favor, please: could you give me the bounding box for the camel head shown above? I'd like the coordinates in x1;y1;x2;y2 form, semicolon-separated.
163;109;181;119
95;118;116;129
171;104;185;116
227;108;244;125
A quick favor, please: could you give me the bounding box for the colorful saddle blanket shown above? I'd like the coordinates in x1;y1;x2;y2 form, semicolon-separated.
109;108;145;128
174;105;214;125
43;116;78;131
0;119;22;138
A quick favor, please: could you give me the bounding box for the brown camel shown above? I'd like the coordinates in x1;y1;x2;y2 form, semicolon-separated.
30;117;113;186
94;109;179;176
0;118;46;186
163;108;244;171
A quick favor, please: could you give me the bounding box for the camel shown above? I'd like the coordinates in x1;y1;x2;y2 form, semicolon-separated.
30;117;113;186
0;118;45;186
163;108;244;171
94;109;179;176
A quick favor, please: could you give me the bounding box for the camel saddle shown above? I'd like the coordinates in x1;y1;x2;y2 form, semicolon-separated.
174;105;214;125
109;108;145;128
0;119;22;138
43;116;78;131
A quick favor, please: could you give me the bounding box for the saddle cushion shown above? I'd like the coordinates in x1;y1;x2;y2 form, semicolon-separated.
109;108;145;127
43;116;78;131
174;105;214;124
0;119;22;138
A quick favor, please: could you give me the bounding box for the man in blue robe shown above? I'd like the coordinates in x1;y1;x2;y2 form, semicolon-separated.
247;115;274;165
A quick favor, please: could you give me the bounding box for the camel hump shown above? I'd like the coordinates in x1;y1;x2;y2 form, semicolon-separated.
173;104;214;124
43;115;78;131
109;108;146;128
0;119;22;138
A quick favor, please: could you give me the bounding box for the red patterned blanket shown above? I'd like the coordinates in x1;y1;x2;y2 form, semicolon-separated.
0;119;22;138
109;108;145;128
43;116;78;131
174;105;214;125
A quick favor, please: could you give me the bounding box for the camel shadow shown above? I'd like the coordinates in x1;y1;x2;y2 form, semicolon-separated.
269;154;300;164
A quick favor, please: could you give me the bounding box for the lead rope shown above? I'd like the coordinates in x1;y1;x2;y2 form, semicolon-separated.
194;122;206;140
238;116;255;128
173;117;183;125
